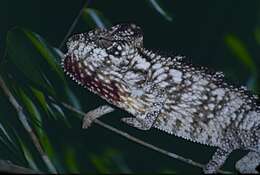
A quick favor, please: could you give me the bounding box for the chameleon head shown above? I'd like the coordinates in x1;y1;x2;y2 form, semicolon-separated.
64;23;143;70
62;24;142;102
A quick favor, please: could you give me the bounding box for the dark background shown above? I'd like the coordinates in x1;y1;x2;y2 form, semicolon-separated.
2;0;260;173
4;0;260;85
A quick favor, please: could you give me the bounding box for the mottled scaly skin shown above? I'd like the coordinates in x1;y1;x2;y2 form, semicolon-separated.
62;24;260;173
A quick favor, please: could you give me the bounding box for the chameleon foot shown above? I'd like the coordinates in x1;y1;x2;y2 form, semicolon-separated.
203;148;232;174
121;117;151;130
82;105;114;129
235;151;260;174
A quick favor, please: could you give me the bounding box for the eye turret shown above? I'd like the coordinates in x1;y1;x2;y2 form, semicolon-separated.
97;37;114;48
111;23;143;48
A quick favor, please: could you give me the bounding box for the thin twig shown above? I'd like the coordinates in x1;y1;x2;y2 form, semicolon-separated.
58;0;89;49
0;159;41;174
0;75;57;173
61;102;232;174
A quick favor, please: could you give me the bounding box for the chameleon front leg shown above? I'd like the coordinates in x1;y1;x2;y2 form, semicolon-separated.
121;98;164;130
121;105;161;130
203;148;232;174
235;151;260;174
82;105;114;128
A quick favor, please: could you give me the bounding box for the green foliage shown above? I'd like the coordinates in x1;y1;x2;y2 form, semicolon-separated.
224;34;258;90
18;137;39;171
6;28;72;101
255;28;260;45
0;123;17;153
64;147;80;173
0;2;131;172
82;8;110;29
225;34;256;74
89;149;131;173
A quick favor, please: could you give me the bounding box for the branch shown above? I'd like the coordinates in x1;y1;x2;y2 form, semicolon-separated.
0;75;57;173
61;102;232;174
0;159;41;174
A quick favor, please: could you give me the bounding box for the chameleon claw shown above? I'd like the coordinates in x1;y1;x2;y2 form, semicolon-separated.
121;117;142;128
82;115;94;129
121;117;152;130
82;105;115;129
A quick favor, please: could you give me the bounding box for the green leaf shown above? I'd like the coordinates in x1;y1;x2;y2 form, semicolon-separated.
147;0;173;22
30;86;71;124
64;147;79;173
0;123;16;148
160;169;176;174
0;122;17;153
6;27;81;108
6;27;68;101
224;34;258;91
30;87;49;114
18;137;39;171
64;87;82;111
89;149;131;173
82;8;110;29
255;28;260;45
17;88;43;130
104;149;131;173
246;76;258;92
6;28;54;95
24;31;65;81
224;34;257;74
90;154;110;173
39;131;55;161
17;88;58;159
15;88;59;171
50;102;70;126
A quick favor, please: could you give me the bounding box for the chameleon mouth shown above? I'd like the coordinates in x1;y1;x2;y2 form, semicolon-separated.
62;53;121;103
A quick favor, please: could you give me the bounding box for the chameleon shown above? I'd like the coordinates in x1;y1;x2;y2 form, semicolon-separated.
61;23;260;173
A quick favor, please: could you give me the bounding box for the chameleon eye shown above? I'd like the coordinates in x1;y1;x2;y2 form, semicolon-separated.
104;58;112;65
97;37;113;48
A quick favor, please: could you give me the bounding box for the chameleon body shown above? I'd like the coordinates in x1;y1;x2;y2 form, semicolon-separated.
62;24;260;173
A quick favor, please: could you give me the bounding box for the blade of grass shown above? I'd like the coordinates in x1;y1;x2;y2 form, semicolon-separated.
104;148;131;173
82;8;107;29
64;147;80;173
24;31;65;81
225;34;257;74
30;87;49;114
0;125;21;158
17;137;39;171
0;123;16;148
0;159;41;173
90;154;110;173
17;88;43;130
16;87;61;170
147;0;173;21
0;75;57;173
59;0;89;49
255;28;260;45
